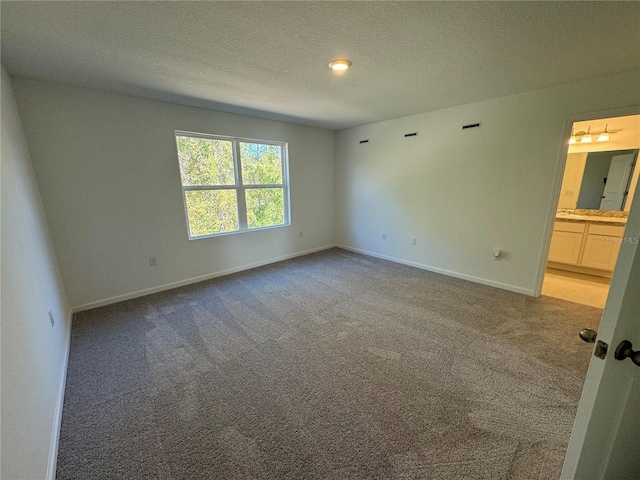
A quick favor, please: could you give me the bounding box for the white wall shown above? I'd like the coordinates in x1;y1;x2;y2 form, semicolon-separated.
12;79;336;309
336;70;640;295
558;153;586;209
1;66;71;479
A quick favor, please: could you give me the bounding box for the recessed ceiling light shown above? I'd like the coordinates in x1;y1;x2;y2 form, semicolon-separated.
329;59;352;71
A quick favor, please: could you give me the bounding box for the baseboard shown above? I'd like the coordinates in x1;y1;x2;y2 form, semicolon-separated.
547;261;613;278
71;245;338;313
46;308;73;480
336;244;535;297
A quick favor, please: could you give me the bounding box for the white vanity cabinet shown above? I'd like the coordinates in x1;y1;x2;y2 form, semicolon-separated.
548;222;585;265
580;224;625;271
548;220;625;276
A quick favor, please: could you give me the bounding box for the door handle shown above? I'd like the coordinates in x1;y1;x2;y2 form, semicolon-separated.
580;329;597;343
614;341;640;367
581;329;609;359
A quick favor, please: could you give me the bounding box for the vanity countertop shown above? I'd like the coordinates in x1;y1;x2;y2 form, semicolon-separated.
555;214;627;226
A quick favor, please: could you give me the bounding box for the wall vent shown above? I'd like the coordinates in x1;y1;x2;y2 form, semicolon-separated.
462;122;481;130
359;139;370;144
404;132;418;138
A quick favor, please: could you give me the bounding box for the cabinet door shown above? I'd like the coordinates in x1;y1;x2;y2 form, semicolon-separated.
548;231;584;264
580;234;622;271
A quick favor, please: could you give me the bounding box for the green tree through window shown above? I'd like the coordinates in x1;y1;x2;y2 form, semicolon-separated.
175;132;289;238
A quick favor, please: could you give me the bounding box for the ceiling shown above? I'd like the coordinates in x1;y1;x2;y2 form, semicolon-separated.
2;1;639;130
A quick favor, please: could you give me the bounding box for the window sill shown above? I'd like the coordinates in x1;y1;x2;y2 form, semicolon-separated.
188;222;291;240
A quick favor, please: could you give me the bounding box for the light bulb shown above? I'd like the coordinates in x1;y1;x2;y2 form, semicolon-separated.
329;59;352;71
597;124;610;142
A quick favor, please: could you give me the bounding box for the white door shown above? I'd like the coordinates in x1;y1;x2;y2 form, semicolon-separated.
562;184;640;478
599;153;636;210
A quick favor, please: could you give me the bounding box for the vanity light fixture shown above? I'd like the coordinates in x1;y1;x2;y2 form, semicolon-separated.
329;59;352;71
570;125;618;145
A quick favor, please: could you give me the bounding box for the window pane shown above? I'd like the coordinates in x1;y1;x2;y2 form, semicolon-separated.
176;136;235;186
185;190;238;236
240;142;283;185
246;188;285;229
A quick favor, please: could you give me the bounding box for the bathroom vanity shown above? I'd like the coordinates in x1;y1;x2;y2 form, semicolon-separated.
548;212;627;277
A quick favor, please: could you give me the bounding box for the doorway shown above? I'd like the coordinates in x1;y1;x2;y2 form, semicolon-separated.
542;114;640;308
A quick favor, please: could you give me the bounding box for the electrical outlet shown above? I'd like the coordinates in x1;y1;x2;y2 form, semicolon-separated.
411;237;417;245
382;232;387;240
149;256;158;266
48;310;55;327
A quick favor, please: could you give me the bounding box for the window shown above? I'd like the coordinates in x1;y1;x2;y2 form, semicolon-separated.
175;131;290;239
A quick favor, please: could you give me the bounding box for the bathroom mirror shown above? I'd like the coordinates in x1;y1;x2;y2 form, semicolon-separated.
559;149;639;212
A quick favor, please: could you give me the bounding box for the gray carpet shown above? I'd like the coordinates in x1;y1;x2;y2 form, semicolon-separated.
56;248;602;479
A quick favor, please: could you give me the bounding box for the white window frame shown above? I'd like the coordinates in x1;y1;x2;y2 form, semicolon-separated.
175;130;291;240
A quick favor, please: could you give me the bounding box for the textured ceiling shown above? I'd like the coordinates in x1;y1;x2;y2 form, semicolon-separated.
2;1;639;130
